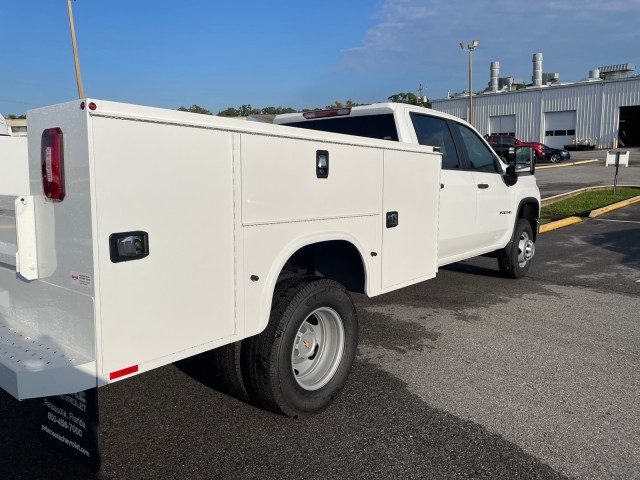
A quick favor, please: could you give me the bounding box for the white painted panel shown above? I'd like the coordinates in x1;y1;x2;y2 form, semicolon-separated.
92;118;235;375
382;149;440;289
437;170;476;264
0;137;29;196
545;111;576;130
0;100;99;398
489;115;515;135
544;111;576;149
242;216;379;337
241;134;382;225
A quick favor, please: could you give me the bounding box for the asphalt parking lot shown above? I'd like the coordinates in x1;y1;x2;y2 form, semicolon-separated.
1;163;639;480
535;147;640;198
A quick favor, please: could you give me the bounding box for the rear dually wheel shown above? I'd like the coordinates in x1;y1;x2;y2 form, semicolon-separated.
241;276;358;417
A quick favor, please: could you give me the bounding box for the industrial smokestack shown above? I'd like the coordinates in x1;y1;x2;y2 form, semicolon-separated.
490;61;500;91
532;53;543;86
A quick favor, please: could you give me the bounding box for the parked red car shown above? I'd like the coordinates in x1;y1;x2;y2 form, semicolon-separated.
487;135;570;163
487;135;544;159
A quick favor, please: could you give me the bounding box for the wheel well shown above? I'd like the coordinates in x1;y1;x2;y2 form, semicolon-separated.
281;241;365;294
519;201;540;241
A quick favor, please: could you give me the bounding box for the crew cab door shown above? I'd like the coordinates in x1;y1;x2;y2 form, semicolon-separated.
409;113;476;264
452;123;513;252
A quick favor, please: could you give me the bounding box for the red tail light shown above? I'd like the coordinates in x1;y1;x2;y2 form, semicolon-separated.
41;128;65;201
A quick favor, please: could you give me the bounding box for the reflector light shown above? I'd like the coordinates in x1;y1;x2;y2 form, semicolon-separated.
80;101;85;110
109;365;139;380
89;102;97;111
41;128;65;201
303;107;351;119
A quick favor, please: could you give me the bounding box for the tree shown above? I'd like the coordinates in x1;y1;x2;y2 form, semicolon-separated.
6;114;26;119
238;104;261;117
324;99;362;109
387;92;431;108
217;107;241;117
388;92;418;104
260;106;297;115
218;105;299;117
177;104;212;115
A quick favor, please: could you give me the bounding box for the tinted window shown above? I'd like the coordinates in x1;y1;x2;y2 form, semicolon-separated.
283;114;399;141
410;113;460;169
457;124;498;173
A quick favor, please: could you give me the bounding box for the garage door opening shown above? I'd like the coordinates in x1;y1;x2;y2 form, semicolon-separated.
489;115;515;136
544;111;576;149
619;106;640;147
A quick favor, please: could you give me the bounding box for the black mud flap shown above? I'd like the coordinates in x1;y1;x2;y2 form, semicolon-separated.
38;387;101;472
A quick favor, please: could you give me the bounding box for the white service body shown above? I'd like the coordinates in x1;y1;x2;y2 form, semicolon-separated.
0;99;441;400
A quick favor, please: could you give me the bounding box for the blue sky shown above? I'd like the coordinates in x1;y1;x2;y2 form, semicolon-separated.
1;0;639;115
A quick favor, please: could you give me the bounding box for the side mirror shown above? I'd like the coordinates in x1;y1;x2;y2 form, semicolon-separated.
507;146;535;175
504;164;518;186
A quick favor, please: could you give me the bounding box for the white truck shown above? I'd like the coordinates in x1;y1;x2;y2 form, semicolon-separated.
275;104;540;277
0;99;537;467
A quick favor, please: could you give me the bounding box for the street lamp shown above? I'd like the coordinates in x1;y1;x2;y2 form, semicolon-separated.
67;0;84;99
460;39;479;125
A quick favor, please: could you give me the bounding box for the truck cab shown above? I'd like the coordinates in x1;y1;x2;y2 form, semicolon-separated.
275;103;540;271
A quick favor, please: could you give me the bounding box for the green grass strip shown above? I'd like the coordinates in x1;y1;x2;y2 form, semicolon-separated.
540;187;640;224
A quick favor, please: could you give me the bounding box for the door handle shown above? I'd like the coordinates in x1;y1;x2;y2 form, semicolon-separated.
386;211;399;228
477;183;489;189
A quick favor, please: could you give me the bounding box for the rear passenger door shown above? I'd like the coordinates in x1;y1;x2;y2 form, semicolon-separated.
410;113;476;264
452;123;513;252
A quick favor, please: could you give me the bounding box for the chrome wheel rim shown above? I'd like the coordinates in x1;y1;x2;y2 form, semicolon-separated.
550;154;561;163
518;231;535;267
291;307;345;391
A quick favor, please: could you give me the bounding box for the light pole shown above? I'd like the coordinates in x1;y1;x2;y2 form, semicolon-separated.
460;40;479;125
67;0;85;99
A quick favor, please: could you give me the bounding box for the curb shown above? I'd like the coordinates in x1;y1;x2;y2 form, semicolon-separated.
540;190;640;233
539;216;582;233
537;159;599;170
588;195;640;218
542;185;640;206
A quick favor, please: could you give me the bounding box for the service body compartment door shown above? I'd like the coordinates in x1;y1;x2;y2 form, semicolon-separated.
91;118;236;375
381;150;440;290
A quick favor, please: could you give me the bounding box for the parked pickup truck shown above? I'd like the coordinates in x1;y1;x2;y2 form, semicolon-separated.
275;103;540;274
0;99;538;469
488;134;571;164
486;134;547;161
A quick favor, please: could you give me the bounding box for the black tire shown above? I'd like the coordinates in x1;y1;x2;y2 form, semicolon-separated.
550;153;562;163
498;218;535;279
213;274;303;403
212;341;249;401
241;276;358;417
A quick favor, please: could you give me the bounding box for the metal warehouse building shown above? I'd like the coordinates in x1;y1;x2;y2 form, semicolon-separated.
431;56;640;150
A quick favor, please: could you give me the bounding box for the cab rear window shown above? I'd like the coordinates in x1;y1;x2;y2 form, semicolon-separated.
282;114;399;141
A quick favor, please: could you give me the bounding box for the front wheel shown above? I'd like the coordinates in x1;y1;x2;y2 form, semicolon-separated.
498;219;535;279
242;276;358;417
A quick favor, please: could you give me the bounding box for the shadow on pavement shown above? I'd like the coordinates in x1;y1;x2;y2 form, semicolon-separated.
582;226;640;271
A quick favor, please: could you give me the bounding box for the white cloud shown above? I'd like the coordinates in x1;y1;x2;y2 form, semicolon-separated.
338;0;640;97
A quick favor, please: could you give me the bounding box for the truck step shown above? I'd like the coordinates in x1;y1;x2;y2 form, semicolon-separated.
0;321;95;400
